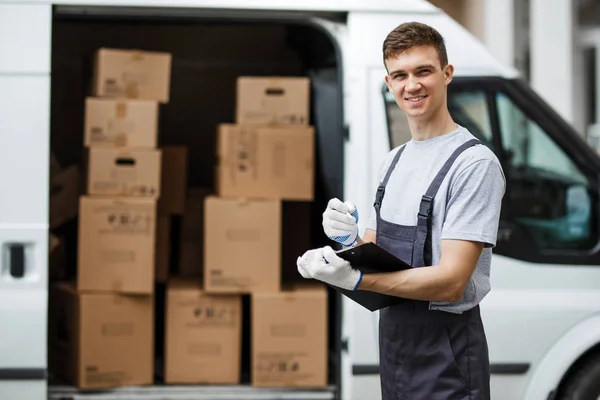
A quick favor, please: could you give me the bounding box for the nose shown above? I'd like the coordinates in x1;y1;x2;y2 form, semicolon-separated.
405;75;421;92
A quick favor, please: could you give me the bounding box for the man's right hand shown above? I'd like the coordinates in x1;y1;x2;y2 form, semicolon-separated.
322;198;359;246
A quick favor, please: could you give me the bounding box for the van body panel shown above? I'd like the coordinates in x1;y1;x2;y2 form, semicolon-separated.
51;0;437;13
0;2;51;396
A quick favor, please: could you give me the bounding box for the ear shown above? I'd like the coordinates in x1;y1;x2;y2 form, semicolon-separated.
384;74;393;92
444;64;454;85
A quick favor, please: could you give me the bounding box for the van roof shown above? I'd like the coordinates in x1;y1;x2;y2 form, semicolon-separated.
55;0;438;13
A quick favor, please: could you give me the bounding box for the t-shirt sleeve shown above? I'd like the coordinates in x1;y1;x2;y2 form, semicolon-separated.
441;158;506;247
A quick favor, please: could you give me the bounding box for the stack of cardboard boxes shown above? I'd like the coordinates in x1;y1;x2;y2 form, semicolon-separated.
162;77;328;387
48;50;328;390
49;48;172;390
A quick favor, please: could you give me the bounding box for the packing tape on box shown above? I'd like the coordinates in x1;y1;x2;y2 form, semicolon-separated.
236;197;251;206
130;51;144;61
126;82;140;98
115;102;128;118
111;280;123;293
114;133;128;147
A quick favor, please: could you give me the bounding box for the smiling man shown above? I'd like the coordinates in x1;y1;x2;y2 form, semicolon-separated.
297;22;506;399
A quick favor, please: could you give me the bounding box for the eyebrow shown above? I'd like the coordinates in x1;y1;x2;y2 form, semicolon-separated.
388;64;437;76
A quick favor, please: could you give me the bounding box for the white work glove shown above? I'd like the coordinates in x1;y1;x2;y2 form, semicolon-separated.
322;198;359;246
297;246;362;291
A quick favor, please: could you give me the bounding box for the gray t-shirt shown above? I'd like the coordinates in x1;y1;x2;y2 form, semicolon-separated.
366;126;506;314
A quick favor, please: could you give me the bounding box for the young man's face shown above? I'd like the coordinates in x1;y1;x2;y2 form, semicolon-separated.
384;45;453;120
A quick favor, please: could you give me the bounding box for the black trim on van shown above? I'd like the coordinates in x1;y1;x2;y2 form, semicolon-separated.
352;363;530;376
0;368;46;380
353;364;379;375
490;363;530;374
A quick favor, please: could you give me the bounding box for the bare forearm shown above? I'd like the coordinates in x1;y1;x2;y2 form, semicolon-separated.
354;228;376;246
357;264;464;302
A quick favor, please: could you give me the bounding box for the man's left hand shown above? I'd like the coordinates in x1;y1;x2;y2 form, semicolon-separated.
297;246;362;291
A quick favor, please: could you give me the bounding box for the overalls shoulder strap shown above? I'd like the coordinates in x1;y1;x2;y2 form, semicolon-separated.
414;138;482;266
373;144;407;217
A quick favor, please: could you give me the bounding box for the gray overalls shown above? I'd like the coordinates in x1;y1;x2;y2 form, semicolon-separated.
375;139;491;400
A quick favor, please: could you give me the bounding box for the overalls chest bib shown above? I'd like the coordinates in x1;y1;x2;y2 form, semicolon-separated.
374;139;491;400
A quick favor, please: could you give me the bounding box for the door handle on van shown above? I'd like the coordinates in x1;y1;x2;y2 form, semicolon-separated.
9;244;25;278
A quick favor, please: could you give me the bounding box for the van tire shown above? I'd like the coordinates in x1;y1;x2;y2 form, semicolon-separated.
558;354;600;400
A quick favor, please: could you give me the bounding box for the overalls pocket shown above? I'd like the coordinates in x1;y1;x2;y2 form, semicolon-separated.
378;231;414;266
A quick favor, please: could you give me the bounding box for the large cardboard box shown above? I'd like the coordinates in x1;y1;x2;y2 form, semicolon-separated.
236;77;310;125
85;147;161;198
155;216;171;283
48;283;153;390
50;165;80;229
84;97;158;148
158;146;188;215
216;124;314;200
93;48;172;103
252;285;328;387
204;196;280;293
77;196;156;294
179;188;213;278
164;280;242;384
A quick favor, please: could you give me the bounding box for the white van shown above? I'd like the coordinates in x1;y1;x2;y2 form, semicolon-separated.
2;1;600;399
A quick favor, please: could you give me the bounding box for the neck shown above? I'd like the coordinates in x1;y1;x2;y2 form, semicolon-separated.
408;107;457;141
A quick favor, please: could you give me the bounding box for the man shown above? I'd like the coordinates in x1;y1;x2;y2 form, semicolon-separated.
297;22;505;399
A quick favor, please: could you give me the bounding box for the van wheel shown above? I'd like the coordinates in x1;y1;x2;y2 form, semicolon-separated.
558;354;600;400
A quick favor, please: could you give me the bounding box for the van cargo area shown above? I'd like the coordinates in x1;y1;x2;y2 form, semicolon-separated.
48;6;345;399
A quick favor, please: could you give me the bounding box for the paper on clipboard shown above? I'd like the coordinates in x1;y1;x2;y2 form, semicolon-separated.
331;242;412;312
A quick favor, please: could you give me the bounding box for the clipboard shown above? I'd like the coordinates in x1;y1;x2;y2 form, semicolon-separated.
331;242;412;312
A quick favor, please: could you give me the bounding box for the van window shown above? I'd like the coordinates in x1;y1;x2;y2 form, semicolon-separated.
448;90;494;146
496;92;595;250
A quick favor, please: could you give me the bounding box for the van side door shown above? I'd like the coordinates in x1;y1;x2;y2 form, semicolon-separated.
0;3;51;399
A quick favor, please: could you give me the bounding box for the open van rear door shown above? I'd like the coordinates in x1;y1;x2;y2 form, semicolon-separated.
0;3;51;399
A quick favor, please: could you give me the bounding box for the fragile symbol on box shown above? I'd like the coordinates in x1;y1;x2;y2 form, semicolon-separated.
106;211;152;232
134;185;157;196
190;305;237;326
257;359;300;373
235;128;256;174
282;114;306;124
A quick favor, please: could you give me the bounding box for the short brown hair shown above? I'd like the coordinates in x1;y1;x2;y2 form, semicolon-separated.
382;22;448;68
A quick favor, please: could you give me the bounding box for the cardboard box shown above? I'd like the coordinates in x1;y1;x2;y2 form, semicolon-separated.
50;165;80;229
155;216;171;283
93;48;172;103
252;285;328;387
164;280;242;384
236;77;309;125
204;196;280;293
158;146;188;215
84;97;158;148
77;196;156;294
48;283;153;390
85;147;161;198
216;124;314;200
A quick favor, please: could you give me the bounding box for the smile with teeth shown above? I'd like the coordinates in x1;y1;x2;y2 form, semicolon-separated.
406;95;427;102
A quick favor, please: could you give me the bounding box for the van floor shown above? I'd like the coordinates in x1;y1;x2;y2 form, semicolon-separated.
48;384;336;399
49;6;344;399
